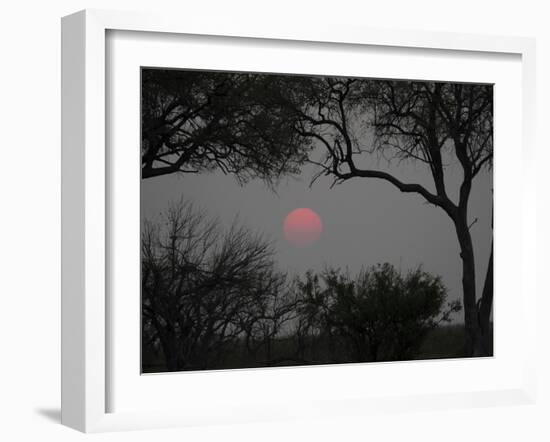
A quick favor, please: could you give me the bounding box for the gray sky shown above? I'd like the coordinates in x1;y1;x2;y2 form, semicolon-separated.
141;144;492;323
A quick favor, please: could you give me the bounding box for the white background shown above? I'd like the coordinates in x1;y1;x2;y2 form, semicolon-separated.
0;0;548;441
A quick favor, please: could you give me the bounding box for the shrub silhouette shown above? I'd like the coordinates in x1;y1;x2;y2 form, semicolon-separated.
292;264;461;362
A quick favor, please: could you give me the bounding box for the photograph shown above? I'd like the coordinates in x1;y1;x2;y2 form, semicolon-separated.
140;68;494;373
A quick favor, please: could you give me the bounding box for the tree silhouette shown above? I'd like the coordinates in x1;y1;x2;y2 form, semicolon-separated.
272;77;492;356
240;285;299;366
141;69;312;182
141;200;286;371
293;265;460;362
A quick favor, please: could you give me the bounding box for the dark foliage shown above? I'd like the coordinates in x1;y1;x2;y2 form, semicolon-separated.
289;265;461;363
141;69;312;182
141;200;291;371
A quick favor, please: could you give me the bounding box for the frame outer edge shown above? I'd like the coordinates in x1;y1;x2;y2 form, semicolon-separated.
61;10;87;432
62;9;108;433
521;39;538;403
83;8;107;433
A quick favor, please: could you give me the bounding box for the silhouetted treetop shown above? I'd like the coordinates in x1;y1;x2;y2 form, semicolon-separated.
292;264;461;362
141;69;313;181
141;199;290;371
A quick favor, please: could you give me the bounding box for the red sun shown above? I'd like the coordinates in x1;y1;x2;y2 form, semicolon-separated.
283;208;322;247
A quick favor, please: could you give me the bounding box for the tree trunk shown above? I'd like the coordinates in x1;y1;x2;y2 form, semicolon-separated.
454;215;484;357
478;241;493;355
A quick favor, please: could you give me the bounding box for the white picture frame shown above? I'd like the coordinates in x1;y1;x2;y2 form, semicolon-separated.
61;9;537;433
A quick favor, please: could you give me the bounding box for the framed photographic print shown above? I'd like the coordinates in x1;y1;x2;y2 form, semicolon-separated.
61;9;537;432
